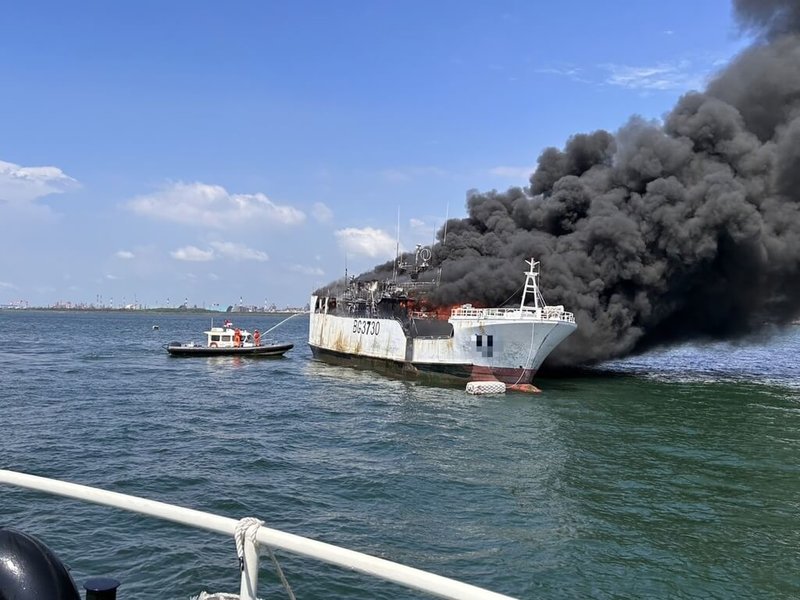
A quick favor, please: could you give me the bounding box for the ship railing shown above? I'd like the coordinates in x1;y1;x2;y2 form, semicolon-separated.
398;281;438;291
0;469;515;600
450;305;575;323
542;305;576;323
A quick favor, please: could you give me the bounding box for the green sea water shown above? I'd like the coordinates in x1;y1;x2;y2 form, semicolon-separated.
0;311;798;599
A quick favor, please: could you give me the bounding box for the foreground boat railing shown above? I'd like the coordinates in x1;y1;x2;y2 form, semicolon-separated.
0;469;516;600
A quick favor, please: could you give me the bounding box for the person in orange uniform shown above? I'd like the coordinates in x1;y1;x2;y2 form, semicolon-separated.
233;328;242;348
254;330;261;346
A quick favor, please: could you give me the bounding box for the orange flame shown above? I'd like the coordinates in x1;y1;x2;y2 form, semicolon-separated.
413;301;485;319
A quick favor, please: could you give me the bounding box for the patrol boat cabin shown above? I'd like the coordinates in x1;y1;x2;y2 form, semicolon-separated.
206;325;257;348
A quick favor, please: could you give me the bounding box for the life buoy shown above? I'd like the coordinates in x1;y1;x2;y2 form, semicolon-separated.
210;342;218;348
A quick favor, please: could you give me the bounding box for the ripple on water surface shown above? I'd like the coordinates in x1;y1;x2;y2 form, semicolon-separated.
0;312;799;599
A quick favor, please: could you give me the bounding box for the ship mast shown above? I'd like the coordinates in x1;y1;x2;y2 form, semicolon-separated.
520;258;546;311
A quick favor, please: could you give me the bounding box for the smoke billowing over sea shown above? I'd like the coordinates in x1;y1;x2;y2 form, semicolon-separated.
354;0;800;366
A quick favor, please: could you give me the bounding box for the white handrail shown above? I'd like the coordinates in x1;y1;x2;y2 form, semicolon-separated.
0;469;516;600
450;306;576;323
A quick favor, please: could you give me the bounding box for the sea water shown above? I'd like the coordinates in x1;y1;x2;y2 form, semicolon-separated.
0;311;798;599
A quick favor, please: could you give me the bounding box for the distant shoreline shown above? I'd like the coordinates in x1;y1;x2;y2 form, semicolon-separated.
0;308;307;317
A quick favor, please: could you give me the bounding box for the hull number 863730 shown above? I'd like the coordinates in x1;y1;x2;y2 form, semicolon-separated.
353;319;381;335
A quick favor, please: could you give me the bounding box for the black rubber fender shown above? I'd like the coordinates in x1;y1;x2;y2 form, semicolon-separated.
0;528;80;600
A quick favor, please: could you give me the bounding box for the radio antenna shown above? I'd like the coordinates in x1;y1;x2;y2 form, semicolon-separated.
393;207;400;282
443;202;449;245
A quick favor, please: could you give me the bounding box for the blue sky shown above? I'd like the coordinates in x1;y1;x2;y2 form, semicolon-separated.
0;0;749;308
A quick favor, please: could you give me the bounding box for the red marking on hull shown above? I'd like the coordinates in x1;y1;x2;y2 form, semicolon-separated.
470;365;536;385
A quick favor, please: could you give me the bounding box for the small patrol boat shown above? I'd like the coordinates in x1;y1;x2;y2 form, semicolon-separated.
166;320;293;357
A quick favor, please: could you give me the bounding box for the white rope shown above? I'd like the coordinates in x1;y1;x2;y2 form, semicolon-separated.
234;517;263;570
264;543;297;600
234;517;296;600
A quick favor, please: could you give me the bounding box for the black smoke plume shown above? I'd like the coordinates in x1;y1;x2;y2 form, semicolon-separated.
353;0;800;365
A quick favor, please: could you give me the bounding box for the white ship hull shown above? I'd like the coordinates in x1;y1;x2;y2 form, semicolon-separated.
308;297;576;387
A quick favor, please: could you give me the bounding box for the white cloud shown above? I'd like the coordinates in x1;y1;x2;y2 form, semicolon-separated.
105;274;119;280
210;241;268;262
534;65;591;84
0;159;79;204
489;166;533;179
335;227;397;258
537;57;715;93
409;218;439;240
603;61;702;91
171;245;214;261
169;242;268;262
312;201;333;223
289;264;324;276
115;250;135;259
0;281;17;289
535;66;581;77
127;182;306;229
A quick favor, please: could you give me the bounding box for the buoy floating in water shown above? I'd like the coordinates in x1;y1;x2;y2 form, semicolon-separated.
507;383;541;394
465;381;506;395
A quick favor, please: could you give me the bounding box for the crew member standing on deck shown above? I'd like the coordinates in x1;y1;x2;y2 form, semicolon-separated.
254;329;261;346
234;328;242;348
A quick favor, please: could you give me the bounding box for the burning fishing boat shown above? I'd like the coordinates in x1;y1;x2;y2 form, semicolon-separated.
308;255;576;392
